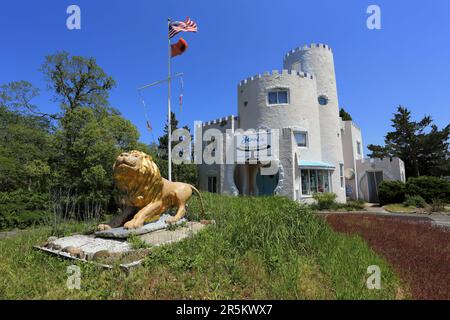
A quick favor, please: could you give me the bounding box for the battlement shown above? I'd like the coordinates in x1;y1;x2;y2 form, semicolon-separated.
359;157;400;164
342;119;361;131
238;69;314;87
200;115;238;127
284;43;332;60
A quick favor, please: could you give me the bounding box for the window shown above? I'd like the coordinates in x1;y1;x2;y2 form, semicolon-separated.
268;89;289;105
208;176;217;193
294;131;308;147
301;170;310;195
339;164;344;188
310;170;317;194
356;141;362;156
300;169;332;195
318;95;329;106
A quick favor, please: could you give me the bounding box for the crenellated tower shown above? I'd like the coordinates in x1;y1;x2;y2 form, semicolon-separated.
284;43;346;201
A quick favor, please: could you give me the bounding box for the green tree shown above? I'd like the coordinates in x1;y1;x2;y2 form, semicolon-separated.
418;124;450;177
158;111;179;160
156;112;197;185
24;160;51;191
367;106;449;178
0;83;53;192
40;51;115;112
41;52;141;217
339;108;352;121
0;53;146;223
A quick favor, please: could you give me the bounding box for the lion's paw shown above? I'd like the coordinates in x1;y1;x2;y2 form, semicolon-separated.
124;220;143;229
165;216;178;224
97;224;112;231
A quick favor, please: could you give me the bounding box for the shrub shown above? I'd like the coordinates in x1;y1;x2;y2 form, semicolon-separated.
430;198;445;213
344;200;365;211
0;190;50;230
406;176;450;203
312;192;337;210
378;181;406;205
403;195;427;208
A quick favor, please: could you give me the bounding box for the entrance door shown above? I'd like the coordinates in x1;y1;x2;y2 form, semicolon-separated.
367;171;383;203
256;171;279;196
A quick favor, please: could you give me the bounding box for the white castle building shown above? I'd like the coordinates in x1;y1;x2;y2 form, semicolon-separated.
196;43;405;203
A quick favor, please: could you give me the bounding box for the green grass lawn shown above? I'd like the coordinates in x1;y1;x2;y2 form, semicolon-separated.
0;193;405;299
383;204;417;213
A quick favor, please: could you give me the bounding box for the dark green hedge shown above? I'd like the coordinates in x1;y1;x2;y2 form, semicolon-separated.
379;176;450;205
378;181;406;206
406;176;450;203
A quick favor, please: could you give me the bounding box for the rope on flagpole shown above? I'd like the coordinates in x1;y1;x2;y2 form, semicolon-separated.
136;73;184;148
179;75;184;112
138;89;155;143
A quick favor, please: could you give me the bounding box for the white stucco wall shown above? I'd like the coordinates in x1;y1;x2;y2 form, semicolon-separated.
237;70;323;163
341;120;364;199
284;44;346;202
197;116;236;193
356;157;406;201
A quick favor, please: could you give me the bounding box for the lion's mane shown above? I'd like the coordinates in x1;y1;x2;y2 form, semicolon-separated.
113;151;164;208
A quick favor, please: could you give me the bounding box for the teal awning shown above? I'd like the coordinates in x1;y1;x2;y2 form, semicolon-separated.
298;160;335;169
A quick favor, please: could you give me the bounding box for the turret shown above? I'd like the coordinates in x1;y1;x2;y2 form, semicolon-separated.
284;43;346;202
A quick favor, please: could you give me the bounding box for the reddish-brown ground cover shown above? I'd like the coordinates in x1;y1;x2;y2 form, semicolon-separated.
324;213;450;300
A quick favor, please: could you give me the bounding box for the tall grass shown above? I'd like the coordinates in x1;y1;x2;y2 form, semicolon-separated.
0;193;402;299
182;193;401;299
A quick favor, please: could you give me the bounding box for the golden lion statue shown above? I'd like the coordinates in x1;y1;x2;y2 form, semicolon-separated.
97;150;204;230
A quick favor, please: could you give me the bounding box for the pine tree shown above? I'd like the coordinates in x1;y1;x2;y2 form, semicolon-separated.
158;111;179;160
367;106;449;178
339;108;352;121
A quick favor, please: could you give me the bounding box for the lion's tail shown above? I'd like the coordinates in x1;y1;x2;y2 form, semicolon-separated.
190;186;206;216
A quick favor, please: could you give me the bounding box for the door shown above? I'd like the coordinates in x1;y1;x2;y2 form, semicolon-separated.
256;171;279;196
208;176;217;193
367;171;383;203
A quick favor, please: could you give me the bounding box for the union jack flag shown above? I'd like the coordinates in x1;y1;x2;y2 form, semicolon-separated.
169;17;198;39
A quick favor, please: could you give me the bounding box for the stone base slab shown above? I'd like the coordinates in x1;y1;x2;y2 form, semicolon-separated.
94;214;186;239
35;220;207;270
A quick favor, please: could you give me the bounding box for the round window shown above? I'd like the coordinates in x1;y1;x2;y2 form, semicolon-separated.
318;95;329;106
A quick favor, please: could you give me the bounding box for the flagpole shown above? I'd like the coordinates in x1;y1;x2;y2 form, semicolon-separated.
167;17;172;182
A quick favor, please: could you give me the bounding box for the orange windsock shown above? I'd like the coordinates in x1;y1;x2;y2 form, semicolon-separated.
171;37;188;58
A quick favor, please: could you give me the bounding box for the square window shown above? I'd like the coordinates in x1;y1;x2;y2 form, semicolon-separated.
278;91;288;104
268;92;278;105
294;131;307;147
268;89;289;105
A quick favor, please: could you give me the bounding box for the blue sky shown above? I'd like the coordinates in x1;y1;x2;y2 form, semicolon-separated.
1;0;449;153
